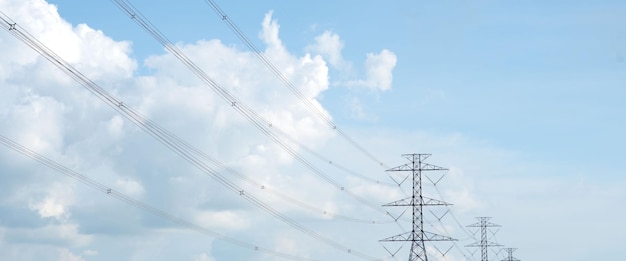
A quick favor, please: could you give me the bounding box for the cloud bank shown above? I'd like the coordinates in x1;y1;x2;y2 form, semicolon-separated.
0;0;402;260
306;31;398;91
3;2;624;259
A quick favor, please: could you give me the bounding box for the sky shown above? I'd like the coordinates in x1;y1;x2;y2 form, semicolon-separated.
0;0;625;260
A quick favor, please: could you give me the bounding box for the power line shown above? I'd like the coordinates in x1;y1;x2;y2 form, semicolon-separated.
190;144;396;224
201;0;388;169
144;119;396;224
422;204;475;259
0;134;318;261
0;13;382;260
427;174;478;261
108;0;401;221
270;126;396;187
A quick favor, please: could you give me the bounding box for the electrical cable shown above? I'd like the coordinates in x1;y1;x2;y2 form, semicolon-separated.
0;134;320;261
202;0;388;169
430;176;478;261
109;0;403;221
0;12;384;260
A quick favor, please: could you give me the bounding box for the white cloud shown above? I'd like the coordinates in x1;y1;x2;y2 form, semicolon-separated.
0;0;135;82
194;210;250;231
82;249;98;256
305;31;398;91
4;224;92;247
259;10;282;51
306;31;348;70
348;97;379;121
2;93;66;155
194;252;216;261
0;1;624;261
58;248;85;261
30;197;66;219
107;115;125;138
27;182;75;221
345;49;397;91
426;245;465;261
0;1;410;260
114;177;145;197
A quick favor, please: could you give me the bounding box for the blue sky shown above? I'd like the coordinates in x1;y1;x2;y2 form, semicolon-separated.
47;0;626;165
1;0;625;260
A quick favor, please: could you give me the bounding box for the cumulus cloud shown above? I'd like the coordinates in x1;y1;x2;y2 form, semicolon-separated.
114;177;145;197
0;0;135;83
82;249;98;256
345;49;397;91
193;210;250;230
58;248;85;261
0;2;621;260
1;94;66;154
194;252;216;261
305;30;397;91
0;0;406;260
306;31;349;70
259;10;283;50
30;197;67;219
348;97;379;121
4;224;93;247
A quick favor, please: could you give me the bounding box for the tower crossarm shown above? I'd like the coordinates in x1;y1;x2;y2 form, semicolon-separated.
423;231;457;241
381;231;456;242
467;217;501;228
465;217;502;261
465;241;502;248
385;162;448;172
380;231;413;242
380;154;455;261
383;196;452;207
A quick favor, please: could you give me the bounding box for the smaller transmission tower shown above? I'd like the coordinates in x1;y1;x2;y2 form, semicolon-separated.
380;154;455;261
466;217;501;261
501;248;520;261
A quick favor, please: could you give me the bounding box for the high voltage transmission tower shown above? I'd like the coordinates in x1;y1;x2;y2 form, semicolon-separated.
380;154;455;261
501;248;520;261
466;217;502;261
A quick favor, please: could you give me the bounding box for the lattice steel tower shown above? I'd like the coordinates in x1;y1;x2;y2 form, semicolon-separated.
380;154;455;261
466;217;501;261
501;248;520;261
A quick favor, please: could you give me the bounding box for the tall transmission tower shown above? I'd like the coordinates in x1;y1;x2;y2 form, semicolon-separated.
380;154;455;261
466;217;502;261
501;248;520;261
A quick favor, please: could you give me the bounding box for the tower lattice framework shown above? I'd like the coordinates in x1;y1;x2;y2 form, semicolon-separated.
380;154;455;261
501;248;520;261
466;217;501;261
